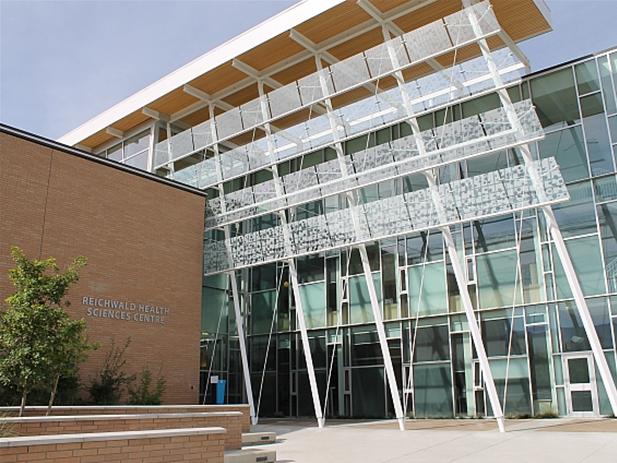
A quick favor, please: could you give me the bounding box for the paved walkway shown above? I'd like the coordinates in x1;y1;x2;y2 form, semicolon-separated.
253;418;617;462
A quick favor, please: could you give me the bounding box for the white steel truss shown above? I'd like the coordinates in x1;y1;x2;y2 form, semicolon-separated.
155;2;507;169
190;1;608;428
462;0;617;416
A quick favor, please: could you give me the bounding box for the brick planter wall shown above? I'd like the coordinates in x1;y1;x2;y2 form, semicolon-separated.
0;412;243;450
0;404;252;432
0;427;225;463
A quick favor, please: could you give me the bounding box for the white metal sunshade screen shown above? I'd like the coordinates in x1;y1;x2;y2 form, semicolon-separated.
204;99;544;230
203;157;569;275
168;48;523;188
154;1;511;171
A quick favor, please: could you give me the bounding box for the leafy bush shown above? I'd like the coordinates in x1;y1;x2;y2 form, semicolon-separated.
88;338;134;404
128;368;166;405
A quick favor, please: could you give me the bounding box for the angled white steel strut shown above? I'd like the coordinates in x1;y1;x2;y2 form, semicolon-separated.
209;104;257;426
255;80;325;429
380;25;506;432
464;0;617;416
313;56;407;431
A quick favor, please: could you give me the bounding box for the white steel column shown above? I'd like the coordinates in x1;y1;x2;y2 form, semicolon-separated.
256;81;325;428
314;57;406;431
381;26;506;432
209;105;257;425
464;0;617;415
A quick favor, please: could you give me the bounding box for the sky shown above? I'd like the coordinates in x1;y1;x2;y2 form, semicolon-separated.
0;0;616;141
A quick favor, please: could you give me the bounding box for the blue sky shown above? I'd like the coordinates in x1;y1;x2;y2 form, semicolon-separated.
1;0;616;140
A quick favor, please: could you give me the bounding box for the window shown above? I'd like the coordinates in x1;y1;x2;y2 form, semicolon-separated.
408;262;447;316
297;255;324;283
476;250;521;309
481;316;526;357
413;364;453;418
298;282;326;329
558;298;613;351
598;202;617;291
251;291;275;335
406;231;442;264
474;216;515;252
575;60;600;95
349;274;381;324
103;130;150;170
552;181;596;238
413;325;450;362
582;101;613;176
554;236;606;298
530;68;580;130
537;126;588;183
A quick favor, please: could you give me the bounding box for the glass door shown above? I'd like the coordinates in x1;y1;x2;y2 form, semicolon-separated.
564;354;599;417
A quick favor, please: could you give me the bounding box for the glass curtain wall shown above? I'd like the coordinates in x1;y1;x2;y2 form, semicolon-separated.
199;49;617;418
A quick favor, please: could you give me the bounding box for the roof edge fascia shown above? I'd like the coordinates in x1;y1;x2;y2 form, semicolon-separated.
58;0;344;146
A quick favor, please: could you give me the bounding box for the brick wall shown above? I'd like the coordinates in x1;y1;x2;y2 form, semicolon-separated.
0;428;225;462
0;405;252;432
0;131;206;404
3;412;243;449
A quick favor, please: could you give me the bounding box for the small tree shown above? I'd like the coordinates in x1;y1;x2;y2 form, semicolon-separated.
46;317;97;415
88;338;134;404
0;246;90;416
128;367;166;405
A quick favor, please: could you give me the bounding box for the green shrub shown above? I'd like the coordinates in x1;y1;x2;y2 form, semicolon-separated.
128;368;166;405
88;338;134;405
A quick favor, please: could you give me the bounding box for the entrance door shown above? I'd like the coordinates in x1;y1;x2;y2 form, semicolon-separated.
564;354;599;417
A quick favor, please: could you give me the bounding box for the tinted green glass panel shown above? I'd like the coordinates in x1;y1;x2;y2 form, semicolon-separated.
575;60;600;94
352;367;385;418
351;328;382;366
489;358;532;417
406;231;442;264
571;391;593;411
297;255;324;283
251;291;275;335
554;236;605;298
414;325;450;362
568;358;590;383
598;202;617;291
558;298;612;351
349;273;381;324
594;176;617;202
608;115;617;143
598;56;617;114
466;150;509;177
408;262;447;316
583;112;614;176
299;282;325;329
531;68;580;129
474;216;515;252
202;285;228;334
461;93;500;118
552;181;596;237
476;250;521;309
481;316;526;357
580;92;604;118
413;364;453;418
251;263;277;291
528;325;552;401
538;126;588;183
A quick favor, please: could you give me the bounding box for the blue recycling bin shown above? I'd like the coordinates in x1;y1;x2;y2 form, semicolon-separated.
215;379;226;404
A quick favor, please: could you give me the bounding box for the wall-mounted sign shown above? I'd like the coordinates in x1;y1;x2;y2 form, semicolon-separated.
81;296;171;326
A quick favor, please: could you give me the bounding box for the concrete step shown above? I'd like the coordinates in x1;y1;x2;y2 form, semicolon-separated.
224;448;276;463
242;431;277;445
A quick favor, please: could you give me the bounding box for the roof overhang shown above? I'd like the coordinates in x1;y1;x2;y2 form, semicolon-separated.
59;0;551;151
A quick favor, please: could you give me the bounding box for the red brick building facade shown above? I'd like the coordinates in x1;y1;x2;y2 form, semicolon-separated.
0;127;206;404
